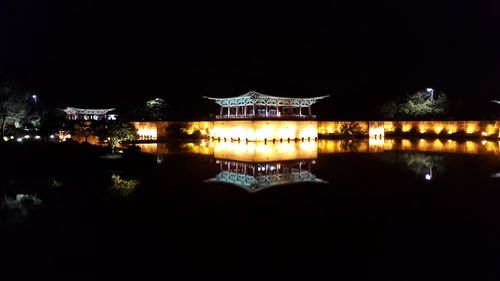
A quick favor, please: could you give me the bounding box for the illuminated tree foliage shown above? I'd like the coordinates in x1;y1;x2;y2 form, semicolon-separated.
129;98;168;121
110;174;140;197
74;121;99;143
104;121;138;149
380;89;448;119
339;121;365;138
0;84;38;139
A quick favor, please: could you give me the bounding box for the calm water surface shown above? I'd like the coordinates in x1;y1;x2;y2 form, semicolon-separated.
2;139;500;280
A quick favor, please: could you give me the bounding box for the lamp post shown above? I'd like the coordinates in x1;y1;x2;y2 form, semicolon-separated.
425;165;433;181
32;95;38;104
426;88;434;101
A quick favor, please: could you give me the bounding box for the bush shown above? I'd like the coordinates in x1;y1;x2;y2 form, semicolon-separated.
165;123;206;139
125;145;141;155
339;122;365;138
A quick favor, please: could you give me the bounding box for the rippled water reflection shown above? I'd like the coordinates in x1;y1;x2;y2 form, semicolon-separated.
137;139;500;192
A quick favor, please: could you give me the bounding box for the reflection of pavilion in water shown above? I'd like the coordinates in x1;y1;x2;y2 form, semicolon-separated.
206;159;326;193
138;141;327;192
204;141;325;192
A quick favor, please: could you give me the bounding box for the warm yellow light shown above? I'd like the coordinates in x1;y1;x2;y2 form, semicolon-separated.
433;124;444;134
137;128;157;140
466;123;477;134
212;120;317;142
402;123;413;132
212;141;317;162
133;122;158;140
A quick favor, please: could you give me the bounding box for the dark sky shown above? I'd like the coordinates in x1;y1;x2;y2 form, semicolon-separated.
1;0;499;119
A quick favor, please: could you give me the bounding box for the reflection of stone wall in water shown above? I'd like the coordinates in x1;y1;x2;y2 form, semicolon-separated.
317;139;500;155
212;141;317;162
140;138;500;156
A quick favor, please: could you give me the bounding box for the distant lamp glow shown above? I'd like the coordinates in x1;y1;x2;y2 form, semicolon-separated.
10;136;14;139
481;131;487;136
49;134;55;139
24;135;30;139
16;138;23;142
3;136;9;141
32;95;37;104
35;135;41;139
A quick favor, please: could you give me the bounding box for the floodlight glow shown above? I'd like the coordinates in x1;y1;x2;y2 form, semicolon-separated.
35;135;41;139
24;135;30;139
16;138;23;142
425;174;432;180
49;134;55;139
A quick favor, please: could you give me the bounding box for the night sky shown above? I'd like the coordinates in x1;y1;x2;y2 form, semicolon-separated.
1;1;499;119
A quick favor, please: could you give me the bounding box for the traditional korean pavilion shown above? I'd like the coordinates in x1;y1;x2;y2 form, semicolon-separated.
60;107;117;121
204;91;329;119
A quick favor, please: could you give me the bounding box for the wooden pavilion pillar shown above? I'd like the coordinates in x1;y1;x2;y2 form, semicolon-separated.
220;106;223;117
308;105;311;116
253;104;256;117
235;106;238;118
276;105;279;117
299;106;302;117
244;105;247;117
227;106;230;118
265;105;268;117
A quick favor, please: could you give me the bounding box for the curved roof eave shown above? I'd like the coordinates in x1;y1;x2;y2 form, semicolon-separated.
203;91;330;101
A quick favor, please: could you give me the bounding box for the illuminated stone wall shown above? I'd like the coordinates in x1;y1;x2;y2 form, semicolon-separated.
132;121;212;140
382;121;500;137
317;121;369;135
133;120;500;142
318;121;500;138
211;120;318;142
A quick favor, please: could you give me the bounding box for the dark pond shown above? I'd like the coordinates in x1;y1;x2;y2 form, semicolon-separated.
1;139;500;280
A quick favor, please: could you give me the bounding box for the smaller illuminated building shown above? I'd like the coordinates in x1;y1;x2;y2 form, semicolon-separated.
60;107;117;121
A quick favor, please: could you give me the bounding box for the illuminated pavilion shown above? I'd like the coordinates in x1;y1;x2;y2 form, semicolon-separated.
60;107;117;121
204;91;329;119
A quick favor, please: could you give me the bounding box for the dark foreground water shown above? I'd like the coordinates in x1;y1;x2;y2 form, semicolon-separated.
1;140;500;280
